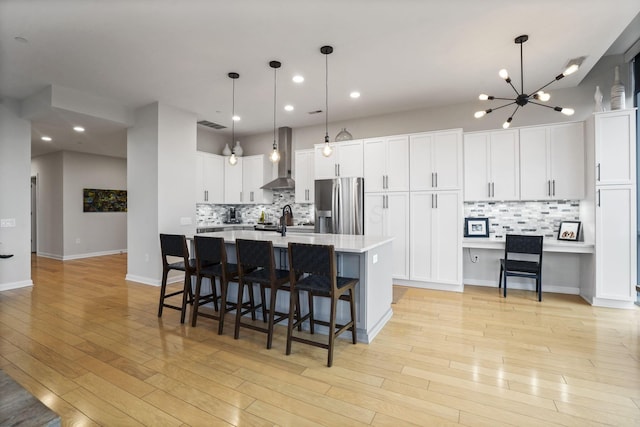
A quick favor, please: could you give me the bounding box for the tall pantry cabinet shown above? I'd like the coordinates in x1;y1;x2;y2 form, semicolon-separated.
581;109;637;308
408;129;463;289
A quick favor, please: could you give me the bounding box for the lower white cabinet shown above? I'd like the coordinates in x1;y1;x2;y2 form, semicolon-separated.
365;192;409;279
409;191;461;285
594;185;636;303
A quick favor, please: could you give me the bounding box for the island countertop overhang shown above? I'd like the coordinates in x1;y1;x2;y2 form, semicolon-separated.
192;230;394;254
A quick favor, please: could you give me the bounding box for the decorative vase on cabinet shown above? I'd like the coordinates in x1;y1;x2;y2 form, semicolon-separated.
610;66;625;111
222;143;232;156
335;128;353;141
234;140;243;156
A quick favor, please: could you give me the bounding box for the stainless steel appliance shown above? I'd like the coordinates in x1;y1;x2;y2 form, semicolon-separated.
314;177;364;235
225;207;241;224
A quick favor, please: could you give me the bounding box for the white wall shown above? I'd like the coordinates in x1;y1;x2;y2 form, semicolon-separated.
197;127;227;154
62;151;127;259
0;100;32;290
30;152;64;258
126;102;197;285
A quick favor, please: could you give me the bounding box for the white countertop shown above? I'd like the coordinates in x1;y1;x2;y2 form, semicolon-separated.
462;237;595;253
195;230;394;253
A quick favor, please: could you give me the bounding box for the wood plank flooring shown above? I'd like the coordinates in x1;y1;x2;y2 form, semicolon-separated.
1;254;639;426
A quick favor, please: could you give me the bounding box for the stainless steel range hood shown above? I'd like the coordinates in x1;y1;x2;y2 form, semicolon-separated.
261;126;295;190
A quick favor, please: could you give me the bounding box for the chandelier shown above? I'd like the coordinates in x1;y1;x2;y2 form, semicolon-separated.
475;35;581;129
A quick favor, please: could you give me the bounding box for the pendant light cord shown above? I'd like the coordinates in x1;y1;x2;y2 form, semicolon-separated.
325;51;329;143
273;65;277;147
231;77;235;151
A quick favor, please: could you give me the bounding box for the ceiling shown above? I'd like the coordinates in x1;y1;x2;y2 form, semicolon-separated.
1;0;639;158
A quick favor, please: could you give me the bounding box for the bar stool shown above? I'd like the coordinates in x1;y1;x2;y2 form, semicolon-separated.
158;234;196;323
286;242;358;367
234;238;292;349
191;236;242;334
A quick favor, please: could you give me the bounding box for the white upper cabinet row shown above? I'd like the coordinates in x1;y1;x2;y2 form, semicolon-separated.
363;135;410;192
463;121;585;201
314;140;364;179
197;153;274;205
409;130;463;191
294;149;315;203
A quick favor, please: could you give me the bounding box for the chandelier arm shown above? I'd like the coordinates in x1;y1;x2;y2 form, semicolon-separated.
510;105;521;119
490;97;517;102
529;79;559;97
490;101;517;112
505;79;520;96
528;100;558;110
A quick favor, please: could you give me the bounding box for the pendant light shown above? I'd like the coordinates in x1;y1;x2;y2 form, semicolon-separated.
269;60;281;163
475;35;581;129
321;45;333;157
228;72;239;166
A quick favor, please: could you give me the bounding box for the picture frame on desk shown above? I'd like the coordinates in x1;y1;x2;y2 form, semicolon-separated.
464;217;489;237
558;221;581;241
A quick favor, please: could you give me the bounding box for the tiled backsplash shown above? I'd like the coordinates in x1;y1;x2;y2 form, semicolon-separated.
197;190;314;225
464;200;581;239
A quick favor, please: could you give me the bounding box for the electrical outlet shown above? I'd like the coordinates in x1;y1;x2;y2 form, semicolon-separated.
373;254;378;264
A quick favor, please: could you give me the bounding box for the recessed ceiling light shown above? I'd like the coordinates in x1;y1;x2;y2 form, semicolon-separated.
284;105;294;112
232;115;241;121
41;136;52;142
350;91;361;99
292;75;304;83
73;126;85;132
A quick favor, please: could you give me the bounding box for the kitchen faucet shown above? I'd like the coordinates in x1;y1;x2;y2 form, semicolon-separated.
281;204;293;236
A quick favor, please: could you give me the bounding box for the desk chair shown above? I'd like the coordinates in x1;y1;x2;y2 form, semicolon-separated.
234;239;292;349
287;242;358;367
499;234;544;301
158;234;196;323
191;236;240;334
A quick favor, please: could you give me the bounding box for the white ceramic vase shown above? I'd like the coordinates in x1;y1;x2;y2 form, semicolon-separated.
610;66;625;111
234;140;243;156
335;128;353;141
594;86;604;112
222;143;232;156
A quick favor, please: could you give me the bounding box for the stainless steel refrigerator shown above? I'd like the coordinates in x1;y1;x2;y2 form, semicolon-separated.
314;177;364;234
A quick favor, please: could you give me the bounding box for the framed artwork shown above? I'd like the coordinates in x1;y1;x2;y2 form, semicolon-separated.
558;221;581;241
464;217;489;238
83;188;127;212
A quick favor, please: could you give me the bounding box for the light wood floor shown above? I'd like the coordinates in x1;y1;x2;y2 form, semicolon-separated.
1;254;639;426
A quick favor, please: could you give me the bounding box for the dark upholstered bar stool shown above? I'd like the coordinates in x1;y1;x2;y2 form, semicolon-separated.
158;234;196;323
499;234;544;301
287;242;358;367
191;236;241;334
234;238;292;349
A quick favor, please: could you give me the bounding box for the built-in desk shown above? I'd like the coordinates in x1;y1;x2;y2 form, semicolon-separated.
462;237;594;295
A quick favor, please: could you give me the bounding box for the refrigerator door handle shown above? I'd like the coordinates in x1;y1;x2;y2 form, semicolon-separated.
332;179;339;233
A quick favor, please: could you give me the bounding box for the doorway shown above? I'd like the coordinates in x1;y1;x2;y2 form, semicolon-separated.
31;176;36;253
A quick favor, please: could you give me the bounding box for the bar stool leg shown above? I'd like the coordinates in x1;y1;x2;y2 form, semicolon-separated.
218;278;227;335
158;269;169;317
328;297;338;367
266;287;278;349
349;289;357;344
286;288;298;355
191;274;204;327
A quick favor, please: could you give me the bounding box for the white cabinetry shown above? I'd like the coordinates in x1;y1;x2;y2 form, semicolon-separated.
314;140;364;179
365;192;410;279
410;129;463;191
463;130;519;201
409;191;461;286
582;109;637;308
242;155;273;204
196;151;224;204
224;157;243;204
294;149;315;203
364;136;410;192
520;122;584;200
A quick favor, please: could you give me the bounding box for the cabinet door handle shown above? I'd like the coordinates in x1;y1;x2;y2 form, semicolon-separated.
435;193;438;208
435;172;438;188
432;173;435;188
548;180;551;196
240;191;243;202
250;191;254;202
552;180;555;196
488;182;491;197
597;189;601;207
597;163;601;182
385;175;389;189
431;193;434;208
338;164;341;176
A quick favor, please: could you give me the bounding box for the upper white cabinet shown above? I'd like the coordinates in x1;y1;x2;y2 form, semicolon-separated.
196;151;224;204
591;110;636;185
519;122;584;200
314;140;364;179
410;129;463;191
224;157;243;204
294;149;315;203
363;135;410;192
463;129;519;201
242;155;274;204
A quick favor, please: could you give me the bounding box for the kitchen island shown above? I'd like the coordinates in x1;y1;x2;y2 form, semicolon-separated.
195;230;394;343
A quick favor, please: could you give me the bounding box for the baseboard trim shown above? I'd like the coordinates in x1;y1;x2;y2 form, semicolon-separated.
125;274;161;287
0;279;33;292
464;279;580;295
393;279;464;293
63;250;127;261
